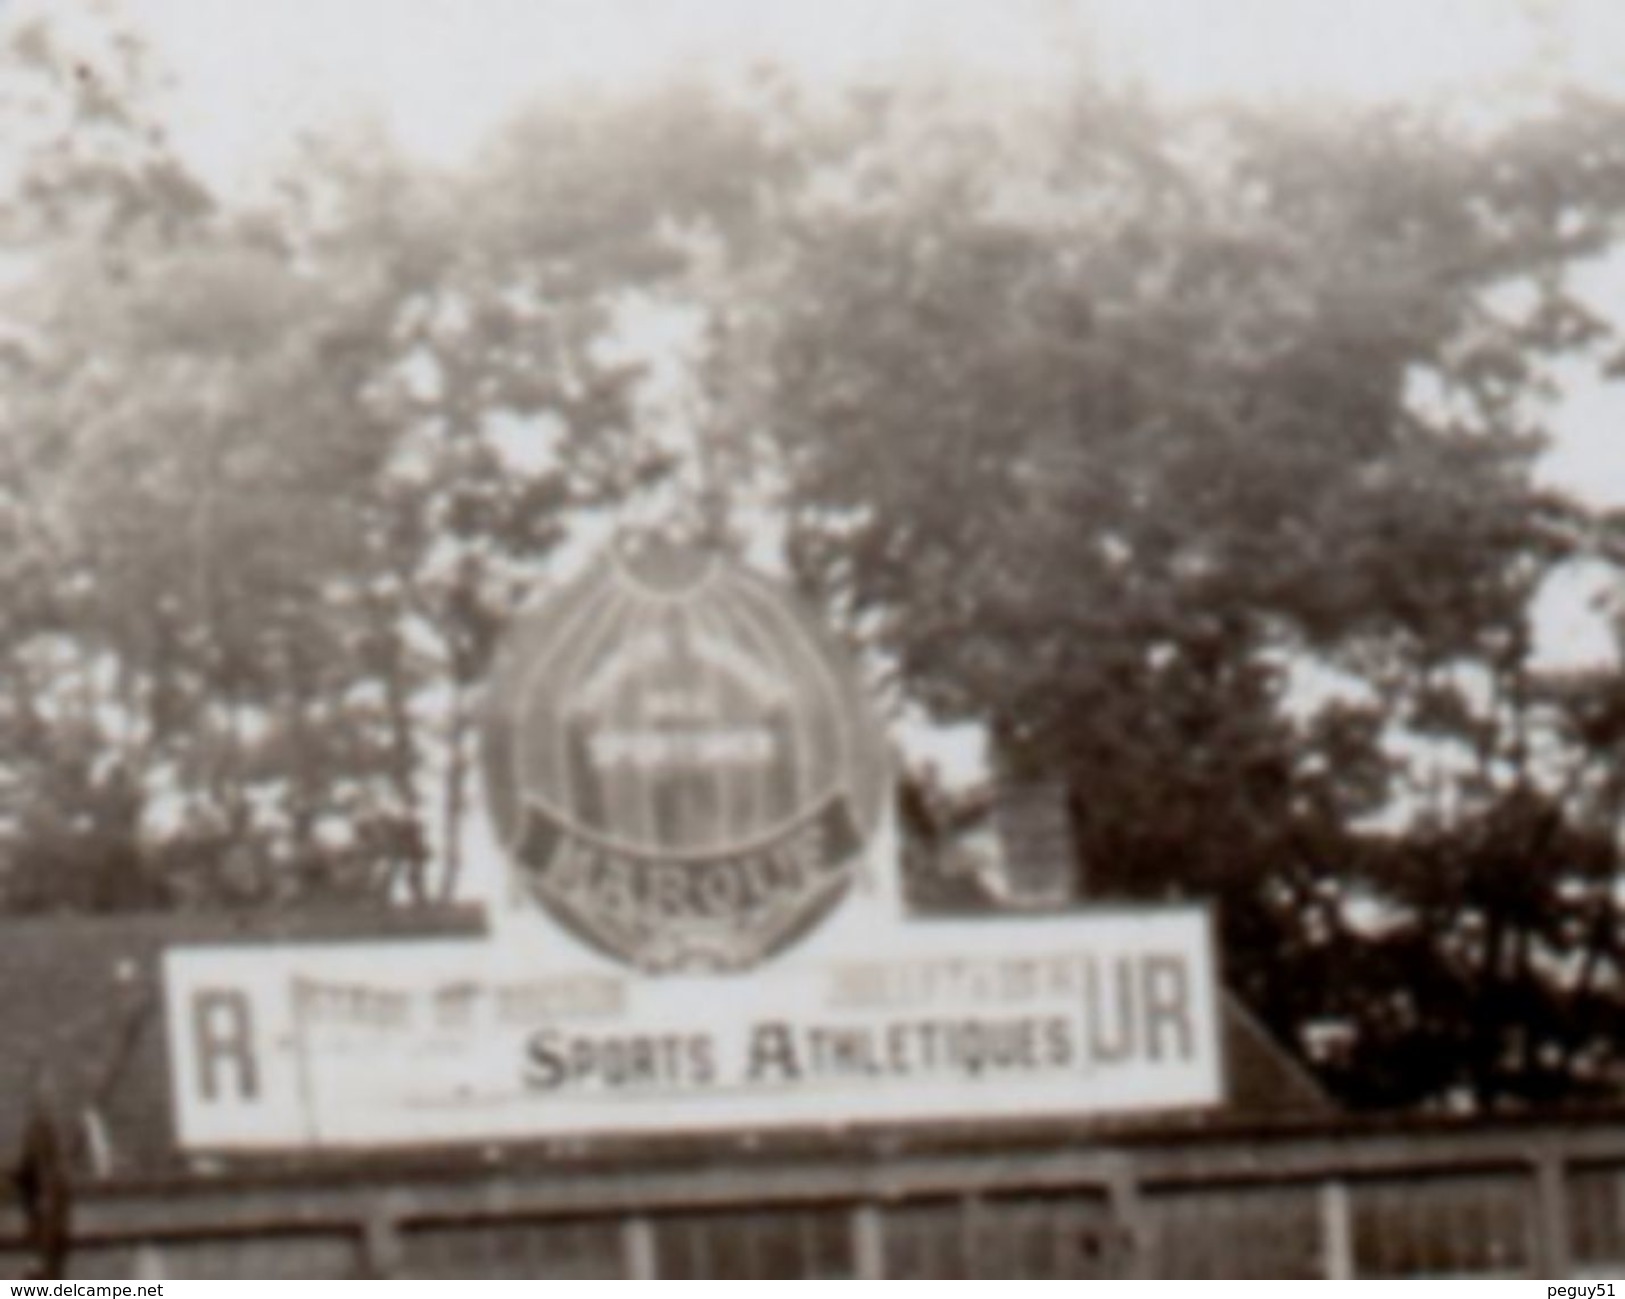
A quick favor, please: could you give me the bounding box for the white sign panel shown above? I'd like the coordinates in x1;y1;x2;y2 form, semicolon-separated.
163;907;1221;1151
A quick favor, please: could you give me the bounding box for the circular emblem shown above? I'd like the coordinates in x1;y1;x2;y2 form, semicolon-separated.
481;541;889;972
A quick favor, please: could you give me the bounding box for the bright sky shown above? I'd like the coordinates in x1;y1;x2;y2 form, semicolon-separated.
112;0;1625;189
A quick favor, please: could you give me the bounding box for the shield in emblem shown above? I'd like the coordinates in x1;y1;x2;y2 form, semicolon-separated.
481;541;889;972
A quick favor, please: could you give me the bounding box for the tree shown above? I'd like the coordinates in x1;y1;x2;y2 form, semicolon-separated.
275;85;785;898
722;82;1625;1110
11;2;1625;1118
0;8;784;909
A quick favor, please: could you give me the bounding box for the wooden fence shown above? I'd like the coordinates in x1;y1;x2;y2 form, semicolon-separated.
9;1111;1625;1278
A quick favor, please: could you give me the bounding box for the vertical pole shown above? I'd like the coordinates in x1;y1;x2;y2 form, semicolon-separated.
131;1244;166;1281
851;1203;885;1280
1103;1153;1151;1278
80;1109;113;1179
359;1203;402;1279
1532;1151;1573;1278
962;1193;985;1276
1319;1180;1355;1279
622;1214;657;1280
289;979;321;1147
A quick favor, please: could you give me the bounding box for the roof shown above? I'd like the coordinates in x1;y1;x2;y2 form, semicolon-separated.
0;906;486;1176
1221;991;1336;1116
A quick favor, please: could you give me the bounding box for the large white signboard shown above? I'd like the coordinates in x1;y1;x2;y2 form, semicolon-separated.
164;907;1220;1150
161;543;1225;1152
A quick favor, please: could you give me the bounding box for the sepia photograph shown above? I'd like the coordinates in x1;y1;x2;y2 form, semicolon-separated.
2;0;1625;1281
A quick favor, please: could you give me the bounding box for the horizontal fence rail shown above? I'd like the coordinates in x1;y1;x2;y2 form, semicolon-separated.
9;1113;1625;1278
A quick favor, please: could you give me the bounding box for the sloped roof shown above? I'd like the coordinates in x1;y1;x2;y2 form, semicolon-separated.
1221;991;1335;1116
0;906;486;1176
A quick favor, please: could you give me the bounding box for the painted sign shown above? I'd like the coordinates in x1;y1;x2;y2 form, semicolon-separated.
163;907;1221;1151
161;542;1226;1153
481;542;889;972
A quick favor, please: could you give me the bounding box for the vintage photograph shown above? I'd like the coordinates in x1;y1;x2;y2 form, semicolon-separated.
2;0;1625;1281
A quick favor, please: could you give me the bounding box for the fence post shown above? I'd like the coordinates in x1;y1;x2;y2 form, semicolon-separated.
130;1244;166;1280
1319;1179;1354;1279
622;1214;657;1280
1532;1150;1573;1278
358;1202;402;1278
961;1193;984;1275
851;1203;885;1279
1103;1153;1152;1278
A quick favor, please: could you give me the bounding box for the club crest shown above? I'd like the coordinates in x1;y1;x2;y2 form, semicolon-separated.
481;542;889;972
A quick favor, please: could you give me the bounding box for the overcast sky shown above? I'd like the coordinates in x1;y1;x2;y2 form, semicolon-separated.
96;1;1619;184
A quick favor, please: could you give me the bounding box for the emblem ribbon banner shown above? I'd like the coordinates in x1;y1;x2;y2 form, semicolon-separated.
515;793;864;970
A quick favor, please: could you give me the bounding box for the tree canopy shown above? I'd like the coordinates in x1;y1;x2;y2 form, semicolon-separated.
0;10;779;909
4;7;1625;1111
741;86;1625;1110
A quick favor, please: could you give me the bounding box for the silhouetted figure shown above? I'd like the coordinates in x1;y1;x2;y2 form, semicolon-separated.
13;1064;70;1280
